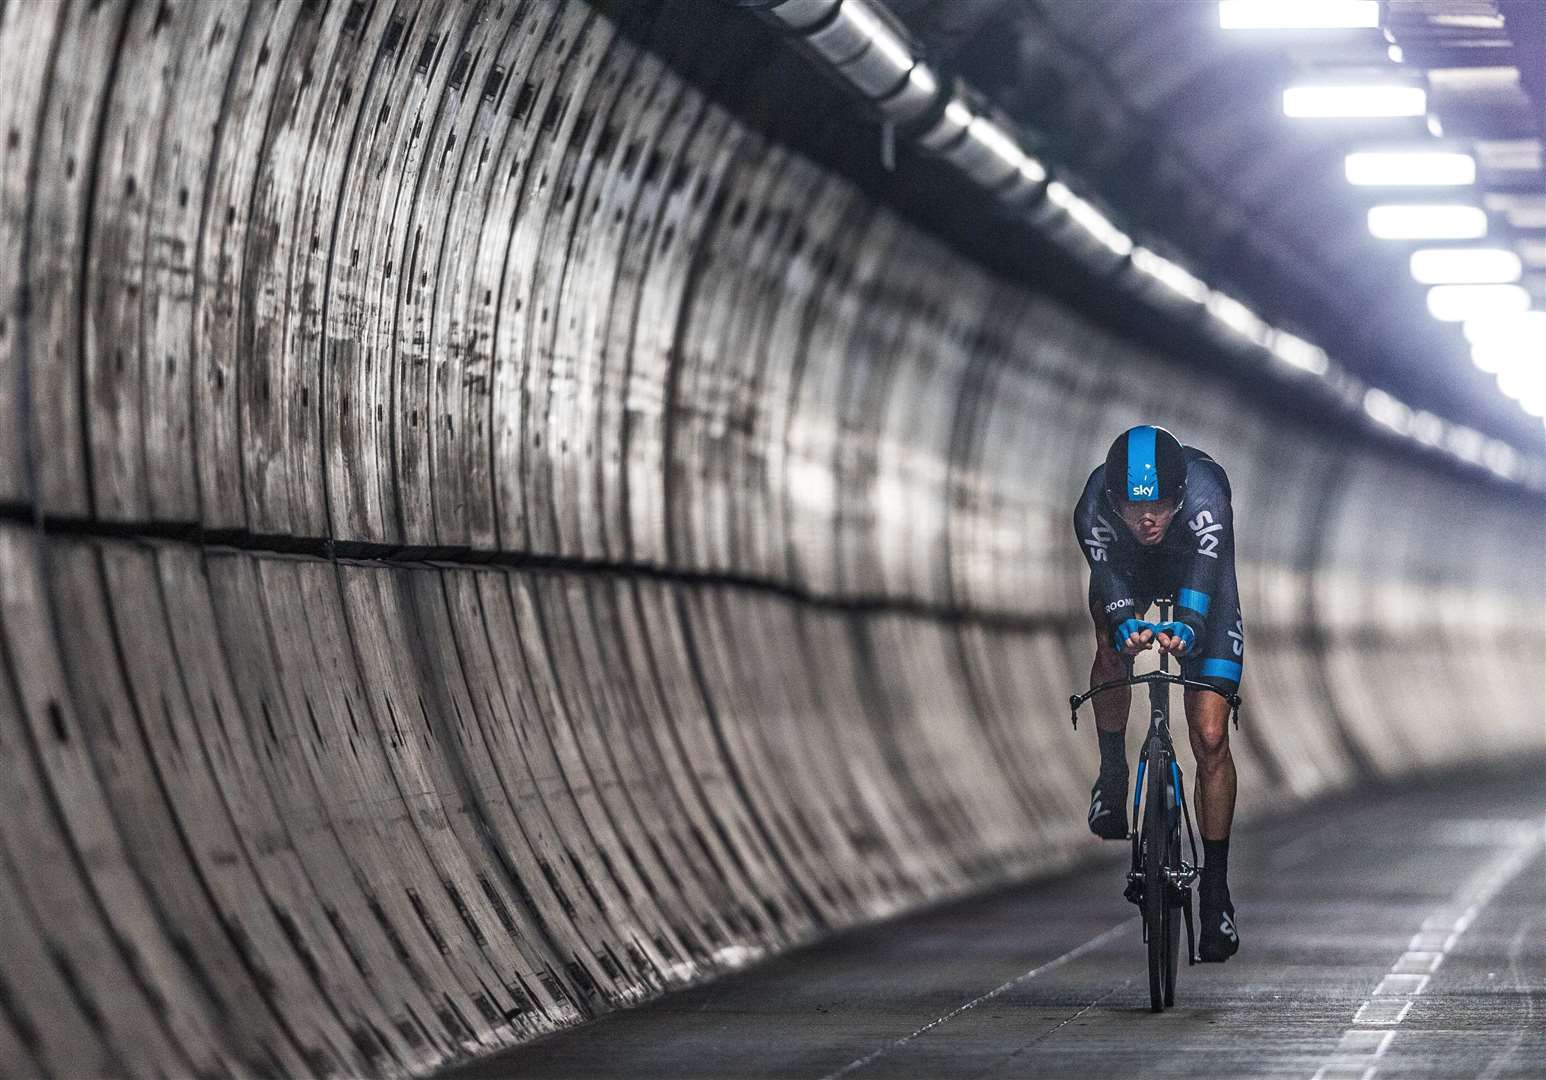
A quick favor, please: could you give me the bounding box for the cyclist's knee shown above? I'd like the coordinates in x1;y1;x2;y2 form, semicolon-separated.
1191;723;1230;765
1185;693;1232;766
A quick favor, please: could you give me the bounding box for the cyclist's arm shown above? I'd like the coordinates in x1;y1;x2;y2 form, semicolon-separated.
1171;477;1234;651
1074;493;1147;652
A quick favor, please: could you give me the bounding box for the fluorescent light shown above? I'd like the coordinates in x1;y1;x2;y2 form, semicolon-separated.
1425;284;1529;322
1409;410;1445;446
1269;330;1330;374
1344;150;1475;186
1481;441;1518;478
1471;341;1536;375
1468;310;1546;374
1367;204;1487;240
1131;247;1209;303
1409;248;1521;284
1206;292;1272;346
1363;388;1412;432
1498;365;1546;416
1046;181;1133;257
1386;44;1404;63
1283;84;1425;118
1219;1;1379;29
1463;310;1546;347
1445;425;1486;464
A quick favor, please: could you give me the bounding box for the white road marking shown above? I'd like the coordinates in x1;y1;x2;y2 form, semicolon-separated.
1372;974;1428;997
1312;1066;1377;1080
1307;819;1544;1080
818;920;1130;1080
1353;999;1412;1025
1407;929;1456;952
1391;951;1443;974
1336;1030;1395;1056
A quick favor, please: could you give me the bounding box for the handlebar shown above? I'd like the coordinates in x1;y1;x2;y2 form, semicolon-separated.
1068;671;1241;730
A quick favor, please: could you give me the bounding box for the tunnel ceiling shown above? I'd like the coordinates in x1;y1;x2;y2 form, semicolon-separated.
875;0;1546;451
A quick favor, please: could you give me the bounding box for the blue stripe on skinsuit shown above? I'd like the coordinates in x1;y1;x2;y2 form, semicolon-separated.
1201;659;1242;682
1178;588;1210;616
1126;426;1158;501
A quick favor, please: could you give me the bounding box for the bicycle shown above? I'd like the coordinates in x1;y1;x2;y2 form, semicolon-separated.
1068;598;1242;1011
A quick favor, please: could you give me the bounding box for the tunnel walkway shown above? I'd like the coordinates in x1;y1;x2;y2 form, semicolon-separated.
443;760;1546;1079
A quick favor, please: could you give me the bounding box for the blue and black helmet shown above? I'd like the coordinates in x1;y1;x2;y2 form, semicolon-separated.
1104;425;1186;505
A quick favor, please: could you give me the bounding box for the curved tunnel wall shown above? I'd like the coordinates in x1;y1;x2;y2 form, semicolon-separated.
0;0;1542;1075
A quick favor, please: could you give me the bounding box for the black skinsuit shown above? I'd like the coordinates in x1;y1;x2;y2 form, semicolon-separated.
1073;447;1245;692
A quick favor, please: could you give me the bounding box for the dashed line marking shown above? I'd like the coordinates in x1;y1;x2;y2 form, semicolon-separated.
1308;819;1544;1080
1391;951;1442;974
1372;974;1428;997
1407;929;1456;952
818;920;1130;1080
1353;999;1412;1025
1336;1030;1394;1056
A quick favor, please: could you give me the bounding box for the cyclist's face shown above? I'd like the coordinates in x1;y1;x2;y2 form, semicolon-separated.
1116;496;1178;545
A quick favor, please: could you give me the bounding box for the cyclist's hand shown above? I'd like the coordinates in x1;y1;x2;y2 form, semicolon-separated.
1122;627;1155;655
1153;621;1194;656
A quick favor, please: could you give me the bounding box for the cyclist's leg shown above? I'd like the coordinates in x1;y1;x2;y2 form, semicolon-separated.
1087;598;1132;737
1180;574;1244;959
1086;587;1149;839
1182;686;1236;841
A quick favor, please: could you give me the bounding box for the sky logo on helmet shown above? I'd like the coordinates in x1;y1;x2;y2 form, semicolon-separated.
1125;427;1161;502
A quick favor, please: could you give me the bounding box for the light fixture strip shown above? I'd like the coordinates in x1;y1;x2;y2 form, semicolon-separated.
1368;204;1488;240
1344;150;1475;187
1219;1;1380;30
1425;284;1530;322
1409;248;1521;285
1283;84;1426;118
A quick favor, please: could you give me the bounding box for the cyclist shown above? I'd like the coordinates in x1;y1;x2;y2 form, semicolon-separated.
1073;424;1244;963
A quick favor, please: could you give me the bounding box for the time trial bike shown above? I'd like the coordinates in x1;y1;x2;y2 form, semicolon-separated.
1069;598;1241;1011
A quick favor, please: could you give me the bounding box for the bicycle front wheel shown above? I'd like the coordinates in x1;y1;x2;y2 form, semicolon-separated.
1162;765;1182;1006
1143;740;1168;1012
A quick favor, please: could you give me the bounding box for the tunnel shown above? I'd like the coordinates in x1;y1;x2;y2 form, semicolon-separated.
0;0;1542;1077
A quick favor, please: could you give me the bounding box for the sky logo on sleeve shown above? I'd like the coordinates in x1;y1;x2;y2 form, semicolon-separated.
1188;509;1222;558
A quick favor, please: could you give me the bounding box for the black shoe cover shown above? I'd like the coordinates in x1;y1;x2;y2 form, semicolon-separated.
1198;890;1239;962
1087;772;1129;840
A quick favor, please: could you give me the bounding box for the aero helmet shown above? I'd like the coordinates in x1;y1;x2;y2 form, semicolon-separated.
1104;425;1186;504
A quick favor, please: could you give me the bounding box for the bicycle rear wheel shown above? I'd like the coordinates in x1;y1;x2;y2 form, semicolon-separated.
1143;741;1168;1012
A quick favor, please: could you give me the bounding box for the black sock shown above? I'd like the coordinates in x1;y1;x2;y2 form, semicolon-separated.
1202;836;1230;898
1097;729;1127;775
